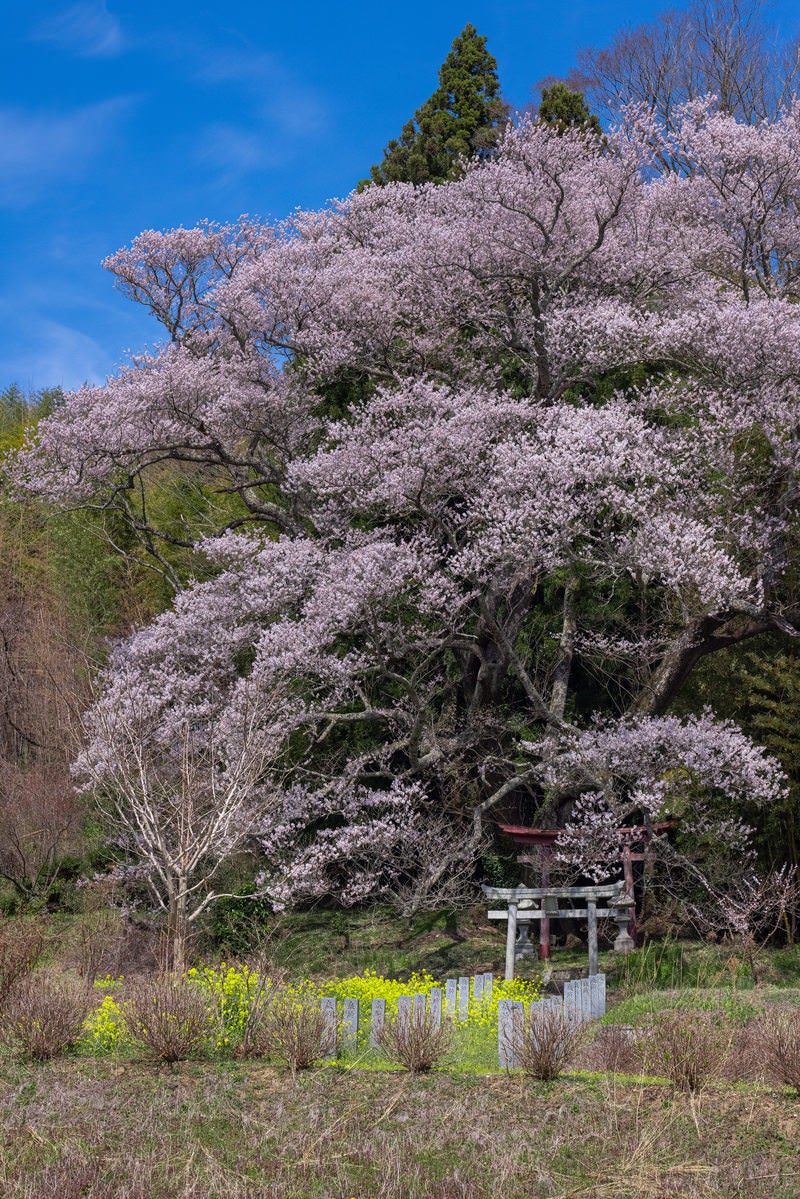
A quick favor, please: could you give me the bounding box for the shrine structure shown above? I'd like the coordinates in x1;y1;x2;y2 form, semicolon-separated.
482;880;635;980
495;820;678;960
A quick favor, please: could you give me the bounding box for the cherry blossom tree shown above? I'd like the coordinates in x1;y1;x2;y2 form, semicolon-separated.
16;102;800;909
78;652;291;972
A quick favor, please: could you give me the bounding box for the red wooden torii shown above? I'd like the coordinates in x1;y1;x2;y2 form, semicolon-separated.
496;821;678;959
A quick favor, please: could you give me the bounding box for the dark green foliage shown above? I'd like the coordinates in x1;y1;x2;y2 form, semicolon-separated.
537;82;602;135
312;367;376;423
744;651;800;775
208;889;275;957
742;651;800;871
480;849;521;889
677;643;800;874
362;24;508;189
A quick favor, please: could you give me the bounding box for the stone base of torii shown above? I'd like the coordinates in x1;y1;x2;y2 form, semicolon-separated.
482;881;636;980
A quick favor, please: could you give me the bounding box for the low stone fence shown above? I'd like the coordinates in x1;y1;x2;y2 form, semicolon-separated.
320;971;493;1052
319;971;606;1068
498;974;606;1068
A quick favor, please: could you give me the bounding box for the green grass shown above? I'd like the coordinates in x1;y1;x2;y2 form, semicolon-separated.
5;911;800;1194
0;1059;798;1197
601;988;761;1026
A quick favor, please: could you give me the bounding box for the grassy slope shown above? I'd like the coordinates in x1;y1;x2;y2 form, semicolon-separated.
47;902;800;991
2;1059;799;1198
202;904;800;991
11;907;800;1196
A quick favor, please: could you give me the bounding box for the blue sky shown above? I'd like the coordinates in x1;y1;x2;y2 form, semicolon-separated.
1;1;797;392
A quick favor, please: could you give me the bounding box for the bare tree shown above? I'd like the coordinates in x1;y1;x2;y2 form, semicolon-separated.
0;578;89;903
686;866;799;983
567;0;800;131
0;764;83;902
652;839;799;981
80;685;288;974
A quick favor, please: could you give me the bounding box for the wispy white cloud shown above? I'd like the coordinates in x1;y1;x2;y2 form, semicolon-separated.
30;2;125;58
0;319;110;391
189;46;329;188
0;99;131;206
197;47;328;138
195;122;282;185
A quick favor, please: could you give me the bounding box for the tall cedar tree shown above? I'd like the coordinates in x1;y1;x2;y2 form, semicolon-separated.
362;24;508;188
538;82;602;135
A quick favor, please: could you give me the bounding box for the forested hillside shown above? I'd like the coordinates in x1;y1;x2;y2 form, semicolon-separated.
3;6;800;963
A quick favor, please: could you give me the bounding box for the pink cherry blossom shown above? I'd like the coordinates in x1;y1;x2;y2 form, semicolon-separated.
17;101;800;909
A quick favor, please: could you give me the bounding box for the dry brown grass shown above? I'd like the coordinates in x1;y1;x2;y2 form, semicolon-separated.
0;1062;796;1198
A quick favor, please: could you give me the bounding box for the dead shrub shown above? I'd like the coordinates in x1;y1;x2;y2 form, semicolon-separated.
0;973;91;1059
517;1006;585;1081
0;916;45;1006
377;1008;453;1073
718;1019;765;1084
759;1009;800;1092
123;975;213;1062
638;1008;733;1091
76;909;127;983
587;1023;639;1074
268;995;329;1076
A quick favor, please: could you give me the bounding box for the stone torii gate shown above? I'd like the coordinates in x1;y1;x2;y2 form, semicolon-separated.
482;882;636;980
496;820;678;956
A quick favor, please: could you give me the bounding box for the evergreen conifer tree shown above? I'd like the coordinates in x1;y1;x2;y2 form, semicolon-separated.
361;24;508;189
743;651;800;871
538;82;602;135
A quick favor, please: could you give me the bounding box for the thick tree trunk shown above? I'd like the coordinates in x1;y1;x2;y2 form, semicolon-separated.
633;614;770;717
167;881;188;976
549;577;578;720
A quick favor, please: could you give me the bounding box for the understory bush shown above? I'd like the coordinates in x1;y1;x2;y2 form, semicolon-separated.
123;975;214;1062
0;917;45;1005
760;1010;800;1092
516;1007;585;1081
377;1008;454;1073
588;1023;639;1074
0;973;91;1060
268;994;330;1076
638;1009;734;1092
